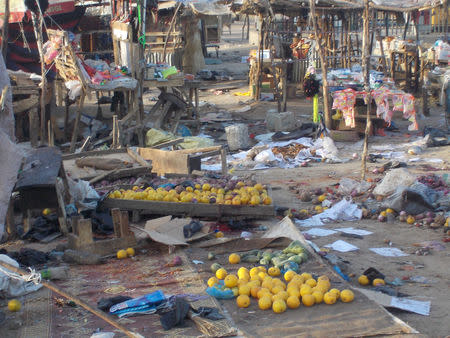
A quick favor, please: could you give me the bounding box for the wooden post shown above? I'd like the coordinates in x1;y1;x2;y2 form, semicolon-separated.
403;13;410;40
1;0;9;59
310;0;331;129
444;0;449;42
31;12;47;145
361;1;372;180
255;15;264;101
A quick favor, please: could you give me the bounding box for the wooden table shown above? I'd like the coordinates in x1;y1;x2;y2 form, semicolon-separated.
390;49;420;92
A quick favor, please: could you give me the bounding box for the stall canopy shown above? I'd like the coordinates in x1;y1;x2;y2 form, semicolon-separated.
234;0;445;14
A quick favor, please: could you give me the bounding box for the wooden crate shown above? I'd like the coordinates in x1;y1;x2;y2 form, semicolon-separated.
101;197;275;220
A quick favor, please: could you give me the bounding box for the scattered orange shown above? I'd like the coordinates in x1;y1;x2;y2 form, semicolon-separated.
272;299;287;313
216;268;227;280
301;294;315;307
228;253;241;264
268;266;281;277
372;278;385;286
284;270;296;282
358;275;370;286
312;290;324;304
323;292;337;305
287;296;301;309
258;295;272;310
207;277;219;287
224;274;238;288
340;289;355;303
236;295;250;308
117;250;127;259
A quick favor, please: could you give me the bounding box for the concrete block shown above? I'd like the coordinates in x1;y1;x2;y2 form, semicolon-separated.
266;110;296;132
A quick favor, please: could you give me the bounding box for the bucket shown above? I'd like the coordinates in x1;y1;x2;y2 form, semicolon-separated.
225;124;249;151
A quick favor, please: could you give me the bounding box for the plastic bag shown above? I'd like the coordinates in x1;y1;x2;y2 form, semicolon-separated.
65;80;82;100
67;178;100;210
145;129;175;147
373;168;416;196
206;280;235;299
0;254;42;297
338;178;371;196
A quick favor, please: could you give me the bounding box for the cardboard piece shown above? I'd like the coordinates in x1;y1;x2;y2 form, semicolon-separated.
143;216;211;246
355;287;430;317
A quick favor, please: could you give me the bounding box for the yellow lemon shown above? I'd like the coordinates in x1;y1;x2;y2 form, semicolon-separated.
202;183;211;191
271;285;284;295
323;292;337;305
8;299;21;312
329;288;340;299
358;275;370;286
126;247;135;257
300;272;312;281
287;287;300;298
268;266;281;277
228;253;241;264
305;278;317;288
117;249;127;259
249;267;260;278
284;270;296;282
42;208;52;216
300;284;313;297
263;196;272;205
237;267;249;279
275;290;289;301
318;194;326;202
301;294;315;307
207;277;219;287
258;295;272;310
286;296;301;309
215;231;224;238
261;279;274;291
239;284;251;296
317;275;329;282
257;288;271;299
340;289;355;303
272;299;286;313
257;271;267;281
250;286;261;298
216;268;227;280
257;266;267;273
291;275;304;285
312;290;324;304
224;274;238;288
254;183;264;191
317;280;331;292
250;195;260;205
373;278;385;286
231;287;239;297
272;278;286;289
236;295;250;308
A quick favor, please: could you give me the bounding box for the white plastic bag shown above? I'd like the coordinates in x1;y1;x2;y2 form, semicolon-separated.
373;168;416;196
67;178;100;209
338;178;371;196
65;80;82;100
0;255;42;297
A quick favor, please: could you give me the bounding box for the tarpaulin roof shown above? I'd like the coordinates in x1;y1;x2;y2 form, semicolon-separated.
0;0;75;23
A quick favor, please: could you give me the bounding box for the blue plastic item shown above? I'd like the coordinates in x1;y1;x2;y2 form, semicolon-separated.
110;290;166;317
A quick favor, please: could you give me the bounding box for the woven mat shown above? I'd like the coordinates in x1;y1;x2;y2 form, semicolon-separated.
10;245;234;337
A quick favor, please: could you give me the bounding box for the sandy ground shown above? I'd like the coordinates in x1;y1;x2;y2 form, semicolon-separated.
3;20;450;337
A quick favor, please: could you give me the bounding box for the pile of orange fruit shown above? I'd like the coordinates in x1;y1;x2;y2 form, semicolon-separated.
108;182;272;206
207;258;355;314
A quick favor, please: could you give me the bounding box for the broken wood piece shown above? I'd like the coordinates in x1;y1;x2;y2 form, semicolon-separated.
75;157;132;170
151;137;184;149
126;148;150;168
89;169;118;185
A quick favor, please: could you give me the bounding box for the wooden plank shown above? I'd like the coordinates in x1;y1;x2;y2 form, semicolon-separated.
12;96;39;114
151;138;184;149
111;208;122;238
127;148;150;168
172;146;222;155
101;198;275;219
138;148;192;175
62;148;127;160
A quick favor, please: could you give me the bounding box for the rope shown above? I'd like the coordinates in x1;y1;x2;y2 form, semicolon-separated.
0;265;42;285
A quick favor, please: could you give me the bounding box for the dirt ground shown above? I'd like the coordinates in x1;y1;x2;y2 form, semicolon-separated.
2;20;449;337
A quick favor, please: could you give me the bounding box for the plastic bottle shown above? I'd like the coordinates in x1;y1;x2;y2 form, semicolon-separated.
40;266;70;280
